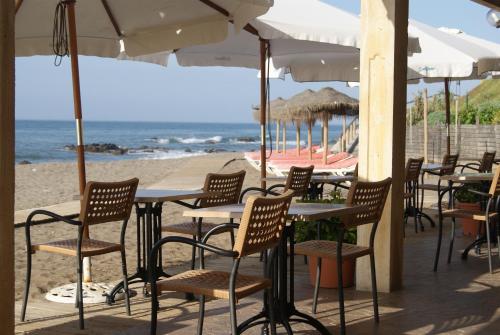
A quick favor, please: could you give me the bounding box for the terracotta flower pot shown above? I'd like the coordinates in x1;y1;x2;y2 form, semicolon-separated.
308;256;355;289
455;201;482;236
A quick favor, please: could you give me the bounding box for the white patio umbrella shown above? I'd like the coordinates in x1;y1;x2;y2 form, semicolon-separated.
15;0;272;287
173;0;419;184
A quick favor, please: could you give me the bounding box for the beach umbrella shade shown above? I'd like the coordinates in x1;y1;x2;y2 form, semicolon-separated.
15;0;272;284
172;0;418;184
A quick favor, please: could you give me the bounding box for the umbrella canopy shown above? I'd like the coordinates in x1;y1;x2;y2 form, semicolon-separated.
15;0;273;57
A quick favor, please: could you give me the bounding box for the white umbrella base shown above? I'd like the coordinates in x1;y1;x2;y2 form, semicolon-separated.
45;282;133;304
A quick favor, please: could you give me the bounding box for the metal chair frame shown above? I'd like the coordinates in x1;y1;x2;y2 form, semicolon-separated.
20;178;139;330
457;151;496;173
404;157;424;234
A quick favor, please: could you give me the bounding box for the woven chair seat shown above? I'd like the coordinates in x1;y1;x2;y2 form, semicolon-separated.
294;240;371;260
156;269;271;300
162;221;235;236
442;209;498;221
418;184;443;191
32;239;121;257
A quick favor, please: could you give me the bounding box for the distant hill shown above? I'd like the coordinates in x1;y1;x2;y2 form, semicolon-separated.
461;78;500;106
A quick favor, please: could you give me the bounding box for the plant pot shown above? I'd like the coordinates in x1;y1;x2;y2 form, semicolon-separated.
308;256;355;289
455;201;482;236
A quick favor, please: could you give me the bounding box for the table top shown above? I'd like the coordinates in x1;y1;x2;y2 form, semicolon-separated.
134;189;211;203
440;173;494;182
421;163;451;172
183;202;366;221
263;175;355;184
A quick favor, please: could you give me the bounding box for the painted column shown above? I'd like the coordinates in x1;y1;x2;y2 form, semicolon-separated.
357;0;408;292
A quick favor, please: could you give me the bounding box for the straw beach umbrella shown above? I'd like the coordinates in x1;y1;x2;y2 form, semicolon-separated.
15;0;272;286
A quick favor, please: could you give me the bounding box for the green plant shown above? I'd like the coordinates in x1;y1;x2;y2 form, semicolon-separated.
295;190;357;244
454;184;482;203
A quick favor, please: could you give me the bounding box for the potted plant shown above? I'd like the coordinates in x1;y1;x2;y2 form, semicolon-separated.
295;191;356;288
454;184;482;236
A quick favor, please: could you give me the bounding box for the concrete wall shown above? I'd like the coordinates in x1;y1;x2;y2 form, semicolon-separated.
406;124;500;161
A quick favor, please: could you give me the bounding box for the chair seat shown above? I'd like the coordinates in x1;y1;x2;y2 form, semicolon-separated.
162;221;234;236
32;239;121;257
418;184;442;191
442;209;498;221
294;240;371;260
156;269;271;300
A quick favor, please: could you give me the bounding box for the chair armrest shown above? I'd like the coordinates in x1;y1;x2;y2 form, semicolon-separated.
467;189;492;198
26;209;82;227
457;163;480;173
267;184;285;192
426;170;441;176
239;187;280;202
202;223;239;244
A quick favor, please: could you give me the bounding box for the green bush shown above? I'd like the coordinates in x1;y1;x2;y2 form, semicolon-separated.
295;190;357;244
460;101;500;125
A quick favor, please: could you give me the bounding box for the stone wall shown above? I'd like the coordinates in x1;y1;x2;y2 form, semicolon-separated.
406;124;500;161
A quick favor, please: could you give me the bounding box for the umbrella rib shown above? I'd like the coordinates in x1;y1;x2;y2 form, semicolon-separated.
101;0;123;38
197;0;260;37
15;0;24;14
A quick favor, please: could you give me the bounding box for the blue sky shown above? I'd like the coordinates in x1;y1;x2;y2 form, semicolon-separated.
16;0;499;123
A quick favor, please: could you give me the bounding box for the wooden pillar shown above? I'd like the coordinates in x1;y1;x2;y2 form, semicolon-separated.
455;98;459;146
308;120;313;160
0;0;15;333
342;113;347;152
323;112;329;165
423;88;429;163
357;0;408;292
276;120;280;153
296;122;301;156
282;121;287;154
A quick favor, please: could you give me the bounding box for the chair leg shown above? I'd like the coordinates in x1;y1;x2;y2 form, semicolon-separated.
230;229;235;248
447;218;456;264
151;287;158;335
229;290;238;335
434;198;444;272
191;235;197;270
496;218;500;260
20;249;32;322
369;252;379;323
337;257;345;335
312;257;322;314
197;295;205;335
121;248;131;316
485;219;493;273
267;287;277;335
77;257;84;330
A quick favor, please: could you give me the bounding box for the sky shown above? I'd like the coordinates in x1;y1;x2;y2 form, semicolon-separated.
15;0;500;123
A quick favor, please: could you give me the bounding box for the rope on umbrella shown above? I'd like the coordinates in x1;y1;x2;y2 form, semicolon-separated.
53;0;70;66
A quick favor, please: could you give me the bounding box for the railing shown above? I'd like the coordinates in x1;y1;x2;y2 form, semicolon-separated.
338;116;359;152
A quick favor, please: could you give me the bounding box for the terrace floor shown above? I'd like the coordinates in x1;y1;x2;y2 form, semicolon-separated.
15;214;500;335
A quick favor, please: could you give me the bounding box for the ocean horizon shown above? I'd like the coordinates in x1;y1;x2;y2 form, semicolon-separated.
15;119;343;164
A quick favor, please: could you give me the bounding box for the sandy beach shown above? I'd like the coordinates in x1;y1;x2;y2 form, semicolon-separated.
14;153;261;301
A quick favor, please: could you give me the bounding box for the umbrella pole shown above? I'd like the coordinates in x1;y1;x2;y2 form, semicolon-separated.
276;120;280;153
283;121;287;154
67;1;91;282
323;111;328;165
423;88;429;163
444;78;451;155
296;122;300;156
259;39;267;188
308;120;313;160
342;112;346;152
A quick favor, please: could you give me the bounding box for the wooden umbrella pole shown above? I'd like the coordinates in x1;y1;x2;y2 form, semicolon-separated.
423;88;429;163
444;78;451;155
282;121;287;154
276;120;280;153
66;0;91;282
342;112;346;152
259;39;267;189
323;111;328;165
296;122;300;156
308;119;313;160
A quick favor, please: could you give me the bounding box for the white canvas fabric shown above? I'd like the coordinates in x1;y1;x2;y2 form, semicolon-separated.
15;0;273;57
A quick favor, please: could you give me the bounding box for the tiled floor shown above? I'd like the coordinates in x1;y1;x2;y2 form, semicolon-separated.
15;216;500;334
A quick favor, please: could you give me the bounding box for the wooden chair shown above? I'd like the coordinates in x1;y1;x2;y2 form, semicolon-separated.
419;154;459;214
21;178;139;329
162;170;246;270
458;151;496;173
149;191;294;335
294;178;392;335
240;165;314;200
404;157;424;233
435;167;500;273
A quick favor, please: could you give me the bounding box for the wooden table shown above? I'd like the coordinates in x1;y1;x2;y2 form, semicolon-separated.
107;189;211;303
184;202;366;335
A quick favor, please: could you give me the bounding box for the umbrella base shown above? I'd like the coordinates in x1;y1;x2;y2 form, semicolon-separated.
45;282;134;304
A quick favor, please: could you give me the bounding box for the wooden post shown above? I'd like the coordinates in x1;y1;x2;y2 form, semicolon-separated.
409;105;413;145
423;88;429;164
0;0;15;332
276;120;280;153
282;121;287;154
308;120;313;160
455;98;459;146
296;122;301;156
323;111;329;165
444;78;451;155
259;39;267;189
342;113;347;152
357;0;408;292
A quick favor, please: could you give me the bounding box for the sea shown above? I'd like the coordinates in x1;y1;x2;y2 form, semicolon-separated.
15;120;343;164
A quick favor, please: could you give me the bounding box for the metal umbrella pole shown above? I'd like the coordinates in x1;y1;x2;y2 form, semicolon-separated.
259;39;268;189
444;78;451;155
